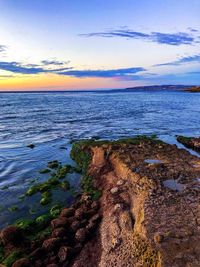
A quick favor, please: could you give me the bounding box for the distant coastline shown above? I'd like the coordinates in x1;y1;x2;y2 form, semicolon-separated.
0;84;195;93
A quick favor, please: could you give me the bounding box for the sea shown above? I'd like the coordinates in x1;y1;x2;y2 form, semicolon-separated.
0;89;200;227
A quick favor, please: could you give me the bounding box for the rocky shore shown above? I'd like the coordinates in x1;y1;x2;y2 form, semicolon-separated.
184;86;200;93
0;136;200;266
177;135;200;152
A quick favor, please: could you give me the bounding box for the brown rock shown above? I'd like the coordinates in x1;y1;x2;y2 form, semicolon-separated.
75;228;88;242
30;247;45;259
46;265;59;267
70;220;81;232
0;226;24;246
86;221;96;232
85;208;96;218
42;238;60;251
91;200;99;210
154;233;164;243
58;246;72;262
60;208;75;218
90;213;101;223
110;187;119;194
51;217;69;229
74;208;85;220
34;260;42;267
51;227;68;238
12;258;31;267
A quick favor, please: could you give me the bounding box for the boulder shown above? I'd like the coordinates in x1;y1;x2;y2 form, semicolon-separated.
0;226;24;246
58;246;72;262
30;247;45;259
51;217;68;229
42;238;60;251
60;208;75;218
12;258;31;267
51;227;67;238
70;220;81;232
75;228;88;243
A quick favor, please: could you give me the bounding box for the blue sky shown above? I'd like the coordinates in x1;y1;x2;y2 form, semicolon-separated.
0;0;199;90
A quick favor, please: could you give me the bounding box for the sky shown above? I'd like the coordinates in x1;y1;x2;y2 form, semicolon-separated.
0;0;199;91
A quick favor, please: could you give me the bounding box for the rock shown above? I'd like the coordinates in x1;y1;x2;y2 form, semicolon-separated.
12;259;31;267
51;217;68;229
51;227;68;238
90;213;101;223
117;180;124;186
74;208;86;220
110;187;119;194
34;260;43;267
91;201;99;210
60;208;75;218
114;203;123;211
30;247;45;259
119;211;133;231
86;221;96;232
46;265;59;267
75;228;88;242
58;246;72;262
42;238;60;251
111;237;122;249
154;233;164;243
0;226;24;246
85;208;96;218
71;243;82;255
71;220;81;232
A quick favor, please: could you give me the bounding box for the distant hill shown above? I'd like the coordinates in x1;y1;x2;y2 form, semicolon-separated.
184;86;200;93
125;85;188;91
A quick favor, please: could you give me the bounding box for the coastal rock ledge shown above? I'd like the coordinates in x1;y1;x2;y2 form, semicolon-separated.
71;138;200;267
1;137;200;267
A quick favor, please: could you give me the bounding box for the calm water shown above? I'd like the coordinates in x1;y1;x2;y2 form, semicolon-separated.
0;90;200;227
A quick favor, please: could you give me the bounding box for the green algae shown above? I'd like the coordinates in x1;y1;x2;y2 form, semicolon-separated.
59;180;70;191
8;205;18;212
25;161;74;205
39;168;51;174
14;219;35;232
47;160;60;169
71;142;101;200
35;214;51;226
40;191;52;205
3;250;24;267
50;204;62;218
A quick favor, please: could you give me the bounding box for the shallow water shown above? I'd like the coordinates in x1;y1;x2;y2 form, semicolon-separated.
163;179;185;191
0;90;200;227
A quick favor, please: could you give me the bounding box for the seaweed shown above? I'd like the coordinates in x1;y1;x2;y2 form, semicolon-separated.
8;206;18;212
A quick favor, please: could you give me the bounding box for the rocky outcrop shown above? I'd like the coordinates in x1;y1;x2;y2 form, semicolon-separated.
184;86;200;92
177;135;200;152
71;137;200;267
1;136;200;266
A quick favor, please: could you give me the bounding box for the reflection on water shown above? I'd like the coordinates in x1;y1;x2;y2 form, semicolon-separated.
163;179;185;191
0;90;200;227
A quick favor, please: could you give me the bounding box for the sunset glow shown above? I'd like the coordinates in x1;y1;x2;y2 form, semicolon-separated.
0;0;199;91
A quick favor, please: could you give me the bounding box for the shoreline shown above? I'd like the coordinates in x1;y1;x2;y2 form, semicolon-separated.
0;135;200;266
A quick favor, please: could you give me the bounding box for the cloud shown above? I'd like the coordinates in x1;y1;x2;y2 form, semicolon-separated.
41;60;70;66
0;61;71;74
80;28;199;46
0;45;7;53
58;67;145;78
154;54;200;67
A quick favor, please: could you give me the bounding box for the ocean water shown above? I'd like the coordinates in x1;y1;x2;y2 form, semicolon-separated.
0;90;200;227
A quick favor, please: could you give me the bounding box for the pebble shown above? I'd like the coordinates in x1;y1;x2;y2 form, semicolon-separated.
110;187;119;194
117;180;124;186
